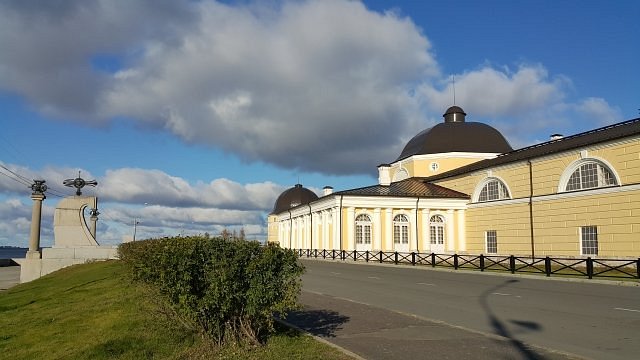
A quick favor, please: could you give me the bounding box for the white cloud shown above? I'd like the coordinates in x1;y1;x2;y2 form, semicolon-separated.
0;0;626;176
98;168;284;211
575;97;622;125
419;64;568;117
0;163;285;246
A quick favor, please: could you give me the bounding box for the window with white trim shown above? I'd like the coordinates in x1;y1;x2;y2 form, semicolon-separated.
478;178;510;202
393;214;409;245
565;161;617;191
485;230;497;254
355;214;371;245
429;215;445;245
580;226;598;256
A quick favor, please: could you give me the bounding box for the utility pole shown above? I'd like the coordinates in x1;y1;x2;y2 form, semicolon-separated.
133;218;139;242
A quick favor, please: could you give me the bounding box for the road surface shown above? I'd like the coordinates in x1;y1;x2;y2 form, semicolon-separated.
301;259;640;360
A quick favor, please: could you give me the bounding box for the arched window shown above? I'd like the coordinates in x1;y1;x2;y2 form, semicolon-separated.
429;215;445;246
477;178;510;202
563;160;618;191
355;214;371;245
393;214;409;245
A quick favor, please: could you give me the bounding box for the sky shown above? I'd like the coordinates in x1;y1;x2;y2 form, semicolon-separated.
1;0;638;247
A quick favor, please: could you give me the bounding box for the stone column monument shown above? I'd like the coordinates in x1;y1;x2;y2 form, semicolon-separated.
26;180;47;259
17;173;118;283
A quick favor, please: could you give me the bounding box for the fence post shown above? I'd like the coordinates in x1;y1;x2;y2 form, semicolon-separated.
454;254;459;270
480;254;485;272
353;250;357;261
394;252;398;265
586;257;594;279
637;258;640;279
341;250;345;261
510;255;515;274
545;257;551;277
431;253;436;267
379;251;383;263
412;252;416;266
366;250;369;263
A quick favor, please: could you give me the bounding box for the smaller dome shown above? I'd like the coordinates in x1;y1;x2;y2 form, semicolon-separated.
271;184;319;214
395;106;513;161
443;106;466;123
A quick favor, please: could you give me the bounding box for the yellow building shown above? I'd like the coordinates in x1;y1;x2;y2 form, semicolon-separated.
268;106;640;258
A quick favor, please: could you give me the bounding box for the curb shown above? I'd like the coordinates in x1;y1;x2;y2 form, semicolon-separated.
275;317;366;360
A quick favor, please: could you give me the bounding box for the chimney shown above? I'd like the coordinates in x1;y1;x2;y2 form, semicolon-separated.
323;186;333;196
378;164;391;186
550;133;563;141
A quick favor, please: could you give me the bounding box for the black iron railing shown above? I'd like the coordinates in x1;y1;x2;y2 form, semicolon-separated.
294;249;640;280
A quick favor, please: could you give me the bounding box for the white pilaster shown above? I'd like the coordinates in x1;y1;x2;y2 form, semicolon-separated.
410;210;417;251
446;209;455;252
374;208;381;251
347;207;355;250
333;207;340;250
421;208;430;252
385;208;393;251
457;209;466;251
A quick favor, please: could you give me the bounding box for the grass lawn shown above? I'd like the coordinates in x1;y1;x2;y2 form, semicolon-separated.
0;261;353;359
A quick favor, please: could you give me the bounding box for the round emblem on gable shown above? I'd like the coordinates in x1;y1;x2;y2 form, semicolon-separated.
429;162;439;171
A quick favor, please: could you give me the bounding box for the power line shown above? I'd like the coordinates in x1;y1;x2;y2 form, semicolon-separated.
0;167;31;187
0;163;32;184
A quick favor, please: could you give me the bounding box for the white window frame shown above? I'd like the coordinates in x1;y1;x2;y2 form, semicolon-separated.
355;214;372;245
473;177;511;203
558;158;620;193
393;214;409;245
580;225;598;256
429;215;445;245
485;230;498;254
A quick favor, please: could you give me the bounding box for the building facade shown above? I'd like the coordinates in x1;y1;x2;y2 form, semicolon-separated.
268;106;640;258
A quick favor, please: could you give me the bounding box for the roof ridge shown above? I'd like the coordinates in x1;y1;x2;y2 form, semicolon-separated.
497;117;640;158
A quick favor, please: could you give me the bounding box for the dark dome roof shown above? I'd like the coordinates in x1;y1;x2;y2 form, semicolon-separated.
271;184;319;214
396;106;513;161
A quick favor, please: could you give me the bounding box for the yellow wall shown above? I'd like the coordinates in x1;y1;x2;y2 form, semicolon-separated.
393;156;488;180
434;139;640;257
267;215;279;244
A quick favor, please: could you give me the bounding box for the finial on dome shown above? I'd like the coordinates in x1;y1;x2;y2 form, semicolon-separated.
443;106;466;123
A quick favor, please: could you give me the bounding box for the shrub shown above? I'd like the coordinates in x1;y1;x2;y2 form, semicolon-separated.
118;236;304;345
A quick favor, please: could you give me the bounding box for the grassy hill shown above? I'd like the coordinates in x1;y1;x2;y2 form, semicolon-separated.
0;261;352;359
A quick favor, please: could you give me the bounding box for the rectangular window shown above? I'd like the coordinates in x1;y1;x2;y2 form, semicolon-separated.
364;225;371;244
486;230;497;254
581;226;598;256
355;225;363;244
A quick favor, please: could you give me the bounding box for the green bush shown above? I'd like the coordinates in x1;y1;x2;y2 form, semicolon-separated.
118;236;304;345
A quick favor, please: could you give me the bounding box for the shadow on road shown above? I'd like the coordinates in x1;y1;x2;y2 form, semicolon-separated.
284;308;350;338
480;279;543;360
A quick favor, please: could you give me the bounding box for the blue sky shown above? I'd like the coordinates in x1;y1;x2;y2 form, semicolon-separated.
1;0;638;247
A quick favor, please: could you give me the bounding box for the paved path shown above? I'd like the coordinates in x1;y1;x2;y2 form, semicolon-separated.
287;291;578;360
0;266;20;291
299;259;640;360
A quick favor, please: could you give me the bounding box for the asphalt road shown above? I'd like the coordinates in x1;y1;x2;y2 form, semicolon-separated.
301;259;640;360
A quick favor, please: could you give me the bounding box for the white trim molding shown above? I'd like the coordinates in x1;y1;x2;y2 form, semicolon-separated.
557;156;622;193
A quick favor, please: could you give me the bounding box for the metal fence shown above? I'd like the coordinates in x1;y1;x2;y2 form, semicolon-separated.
294;249;640;280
